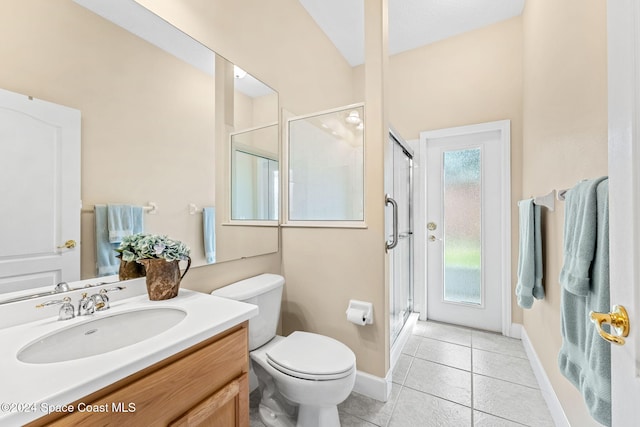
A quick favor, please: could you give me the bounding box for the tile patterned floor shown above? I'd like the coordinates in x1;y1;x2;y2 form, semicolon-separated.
250;320;555;426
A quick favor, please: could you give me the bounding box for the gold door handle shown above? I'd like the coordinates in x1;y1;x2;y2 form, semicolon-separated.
590;305;630;345
57;239;77;249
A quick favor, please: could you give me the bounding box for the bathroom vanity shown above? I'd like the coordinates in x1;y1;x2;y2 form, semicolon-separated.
0;281;257;426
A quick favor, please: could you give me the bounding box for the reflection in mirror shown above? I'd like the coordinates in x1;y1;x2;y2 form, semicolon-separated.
231;125;279;221
287;104;365;223
0;0;279;302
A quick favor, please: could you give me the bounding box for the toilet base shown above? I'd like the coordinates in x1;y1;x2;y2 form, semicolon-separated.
297;405;340;427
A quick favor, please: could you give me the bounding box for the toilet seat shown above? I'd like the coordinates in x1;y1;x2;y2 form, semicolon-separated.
266;331;356;381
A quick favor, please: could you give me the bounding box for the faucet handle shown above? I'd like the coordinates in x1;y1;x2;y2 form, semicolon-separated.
36;296;71;308
97;286;126;310
54;282;70;293
36;296;75;321
78;292;95;316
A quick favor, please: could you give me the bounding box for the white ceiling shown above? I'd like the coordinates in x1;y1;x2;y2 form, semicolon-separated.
298;0;526;66
74;0;525;92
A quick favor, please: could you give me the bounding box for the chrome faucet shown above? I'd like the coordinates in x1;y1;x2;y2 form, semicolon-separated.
77;292;99;316
77;286;126;315
97;286;126;311
36;296;75;321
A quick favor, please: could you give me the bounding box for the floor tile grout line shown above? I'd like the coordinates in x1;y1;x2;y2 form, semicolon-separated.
473;408;531;427
385;358;415;427
338;410;383;427
471;345;529;360
401;381;473;410
410;353;472;373
405;351;541;391
472;371;542;391
470;339;475;426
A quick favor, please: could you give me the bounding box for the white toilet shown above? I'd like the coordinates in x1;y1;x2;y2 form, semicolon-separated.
212;273;356;427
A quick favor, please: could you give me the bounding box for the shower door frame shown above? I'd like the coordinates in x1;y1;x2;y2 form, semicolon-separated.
388;128;414;346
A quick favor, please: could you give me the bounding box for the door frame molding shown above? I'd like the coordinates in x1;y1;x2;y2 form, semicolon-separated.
607;0;640;421
419;120;512;336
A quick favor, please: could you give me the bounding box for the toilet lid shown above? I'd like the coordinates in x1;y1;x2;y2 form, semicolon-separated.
266;331;356;380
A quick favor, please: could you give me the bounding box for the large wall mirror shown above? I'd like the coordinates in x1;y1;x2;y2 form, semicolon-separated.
231;125;279;222
0;0;279;299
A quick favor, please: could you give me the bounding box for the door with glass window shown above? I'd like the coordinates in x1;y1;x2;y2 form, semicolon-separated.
424;128;505;332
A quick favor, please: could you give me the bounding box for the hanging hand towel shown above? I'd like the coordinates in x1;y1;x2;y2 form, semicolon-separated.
515;199;544;308
558;178;611;426
107;204;133;244
130;205;144;234
95;205;119;276
203;207;216;264
559;176;608;296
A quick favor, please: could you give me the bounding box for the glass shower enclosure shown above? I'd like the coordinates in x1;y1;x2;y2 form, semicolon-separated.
387;129;414;345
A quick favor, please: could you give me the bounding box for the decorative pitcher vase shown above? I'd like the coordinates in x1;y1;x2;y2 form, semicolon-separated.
138;257;191;301
117;257;146;281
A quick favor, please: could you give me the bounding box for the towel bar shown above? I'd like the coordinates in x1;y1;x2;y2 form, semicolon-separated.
533;190;555;211
81;202;158;214
189;203;203;215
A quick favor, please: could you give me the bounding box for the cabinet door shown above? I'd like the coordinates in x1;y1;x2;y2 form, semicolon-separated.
169;372;249;427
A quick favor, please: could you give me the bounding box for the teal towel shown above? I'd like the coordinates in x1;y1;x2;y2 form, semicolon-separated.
95;205;119;276
515;199;544;308
203;207;216;264
96;205;144;276
558;179;610;426
131;206;144;234
559;177;608;296
107;204;144;243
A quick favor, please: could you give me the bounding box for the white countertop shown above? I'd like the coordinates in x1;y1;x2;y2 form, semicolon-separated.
0;286;258;426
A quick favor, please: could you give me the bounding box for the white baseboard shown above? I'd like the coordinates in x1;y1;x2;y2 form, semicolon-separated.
510;322;523;339
352;370;391;402
354;313;419;403
390;313;419;369
520;325;570;427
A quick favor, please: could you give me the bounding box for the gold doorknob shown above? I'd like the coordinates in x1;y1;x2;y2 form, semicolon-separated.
590;305;630;345
57;239;77;249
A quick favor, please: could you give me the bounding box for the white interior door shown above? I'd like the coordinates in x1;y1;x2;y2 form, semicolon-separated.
607;0;640;423
0;88;81;293
421;121;510;333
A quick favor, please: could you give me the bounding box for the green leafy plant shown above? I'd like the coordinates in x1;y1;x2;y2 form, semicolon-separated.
116;233;191;262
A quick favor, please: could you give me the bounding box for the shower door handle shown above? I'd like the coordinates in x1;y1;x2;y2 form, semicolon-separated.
385;194;398;252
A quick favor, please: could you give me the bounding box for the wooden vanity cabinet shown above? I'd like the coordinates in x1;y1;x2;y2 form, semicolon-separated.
27;322;250;427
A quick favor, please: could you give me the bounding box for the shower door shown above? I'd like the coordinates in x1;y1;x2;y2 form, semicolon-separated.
388;130;413;345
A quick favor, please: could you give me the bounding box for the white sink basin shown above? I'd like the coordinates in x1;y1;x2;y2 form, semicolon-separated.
17;307;186;364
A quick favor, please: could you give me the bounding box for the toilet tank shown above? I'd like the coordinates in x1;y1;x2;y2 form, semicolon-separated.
211;273;284;351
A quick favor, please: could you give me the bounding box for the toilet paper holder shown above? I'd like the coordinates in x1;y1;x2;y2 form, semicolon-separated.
346;299;374;325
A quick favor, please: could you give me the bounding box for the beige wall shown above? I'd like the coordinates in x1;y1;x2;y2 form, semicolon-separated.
135;0;391;378
522;0;608;425
279;0;390;379
0;0;220;274
382;17;524;325
133;0;394;378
